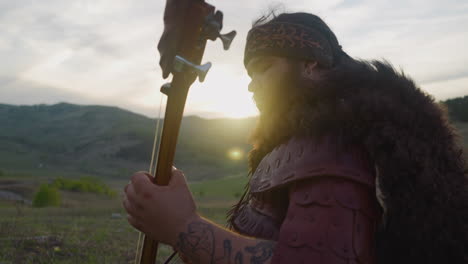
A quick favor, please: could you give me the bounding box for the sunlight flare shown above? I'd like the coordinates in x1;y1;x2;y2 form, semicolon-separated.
227;148;244;160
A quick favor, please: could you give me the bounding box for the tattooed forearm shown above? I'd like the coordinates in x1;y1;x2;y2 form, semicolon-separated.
234;252;243;264
176;222;216;263
176;220;275;264
244;241;275;264
219;239;232;263
216;239;275;264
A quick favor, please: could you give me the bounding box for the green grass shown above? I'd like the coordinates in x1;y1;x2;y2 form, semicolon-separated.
0;176;246;263
0;206;136;263
190;173;248;201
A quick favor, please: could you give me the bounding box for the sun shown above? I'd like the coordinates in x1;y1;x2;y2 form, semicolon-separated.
185;64;259;118
227;148;244;160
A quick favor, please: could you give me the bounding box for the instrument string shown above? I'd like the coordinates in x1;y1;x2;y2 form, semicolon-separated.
134;92;166;264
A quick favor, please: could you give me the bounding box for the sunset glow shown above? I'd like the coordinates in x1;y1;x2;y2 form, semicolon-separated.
227;148;244;161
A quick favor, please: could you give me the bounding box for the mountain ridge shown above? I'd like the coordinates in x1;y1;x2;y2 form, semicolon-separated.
0;102;256;181
1;96;467;181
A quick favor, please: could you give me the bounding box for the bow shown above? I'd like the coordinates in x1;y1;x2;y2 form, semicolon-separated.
135;1;236;263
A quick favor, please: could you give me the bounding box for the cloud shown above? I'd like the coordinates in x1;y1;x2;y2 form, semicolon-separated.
324;0;468;97
0;75;167;118
0;76;93;105
422;76;468;100
1;0;467;118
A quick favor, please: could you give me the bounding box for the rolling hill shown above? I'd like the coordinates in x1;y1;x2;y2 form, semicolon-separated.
0;103;255;181
0;97;467;181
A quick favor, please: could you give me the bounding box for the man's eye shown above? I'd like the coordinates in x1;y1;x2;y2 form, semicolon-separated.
256;62;272;73
248;59;273;77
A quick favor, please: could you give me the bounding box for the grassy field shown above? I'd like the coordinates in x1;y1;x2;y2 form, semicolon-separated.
0;175;248;264
1;120;466;263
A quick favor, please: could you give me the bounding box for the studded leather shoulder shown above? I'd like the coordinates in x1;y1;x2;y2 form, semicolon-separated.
250;136;375;193
231;204;281;241
272;178;380;264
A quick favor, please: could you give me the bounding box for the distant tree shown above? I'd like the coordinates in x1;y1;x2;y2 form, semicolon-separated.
0;169;3;177
443;96;468;122
33;184;61;208
198;190;205;198
51;177;116;197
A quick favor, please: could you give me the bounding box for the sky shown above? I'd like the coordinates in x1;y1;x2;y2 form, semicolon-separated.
1;0;467;118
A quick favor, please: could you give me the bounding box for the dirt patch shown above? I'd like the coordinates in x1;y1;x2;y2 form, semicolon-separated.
0;179;36;203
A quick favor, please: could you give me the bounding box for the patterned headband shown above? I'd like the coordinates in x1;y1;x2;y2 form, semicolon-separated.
244;22;337;68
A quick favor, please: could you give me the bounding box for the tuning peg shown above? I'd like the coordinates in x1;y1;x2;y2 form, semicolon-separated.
203;11;237;50
193;62;212;82
160;83;171;95
219;30;237;50
173;55;212;82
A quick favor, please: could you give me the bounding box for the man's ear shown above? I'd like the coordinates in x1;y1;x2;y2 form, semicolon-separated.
302;60;318;79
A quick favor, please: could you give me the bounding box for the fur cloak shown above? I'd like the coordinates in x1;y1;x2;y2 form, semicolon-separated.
231;59;468;263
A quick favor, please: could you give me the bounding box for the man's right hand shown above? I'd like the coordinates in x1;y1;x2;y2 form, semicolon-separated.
158;0;194;78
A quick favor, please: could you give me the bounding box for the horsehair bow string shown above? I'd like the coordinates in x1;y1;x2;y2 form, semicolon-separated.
134;1;236;263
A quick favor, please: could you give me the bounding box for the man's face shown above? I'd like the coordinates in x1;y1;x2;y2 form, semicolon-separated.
246;56;299;114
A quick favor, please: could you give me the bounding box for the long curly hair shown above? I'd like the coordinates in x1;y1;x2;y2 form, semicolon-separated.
229;12;468;263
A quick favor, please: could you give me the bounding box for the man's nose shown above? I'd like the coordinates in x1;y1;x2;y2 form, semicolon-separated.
248;79;257;93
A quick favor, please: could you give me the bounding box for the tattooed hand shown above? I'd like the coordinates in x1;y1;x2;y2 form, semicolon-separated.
123;167;199;246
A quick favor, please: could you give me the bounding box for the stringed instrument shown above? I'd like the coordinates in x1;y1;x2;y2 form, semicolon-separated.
134;1;236;263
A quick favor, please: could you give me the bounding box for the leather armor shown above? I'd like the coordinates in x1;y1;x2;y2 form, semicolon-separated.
231;136;381;263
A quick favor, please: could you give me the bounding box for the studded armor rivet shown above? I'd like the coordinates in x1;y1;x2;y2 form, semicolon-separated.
259;182;270;190
240;217;248;225
291;232;298;241
283;173;295;180
257;224;264;234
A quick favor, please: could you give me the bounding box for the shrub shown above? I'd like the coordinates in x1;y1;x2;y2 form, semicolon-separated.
51;177;116;197
443;96;468;122
198;190;205;198
33;184;61;207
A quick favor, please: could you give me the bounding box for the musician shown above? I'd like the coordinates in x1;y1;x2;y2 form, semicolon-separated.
123;8;468;264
